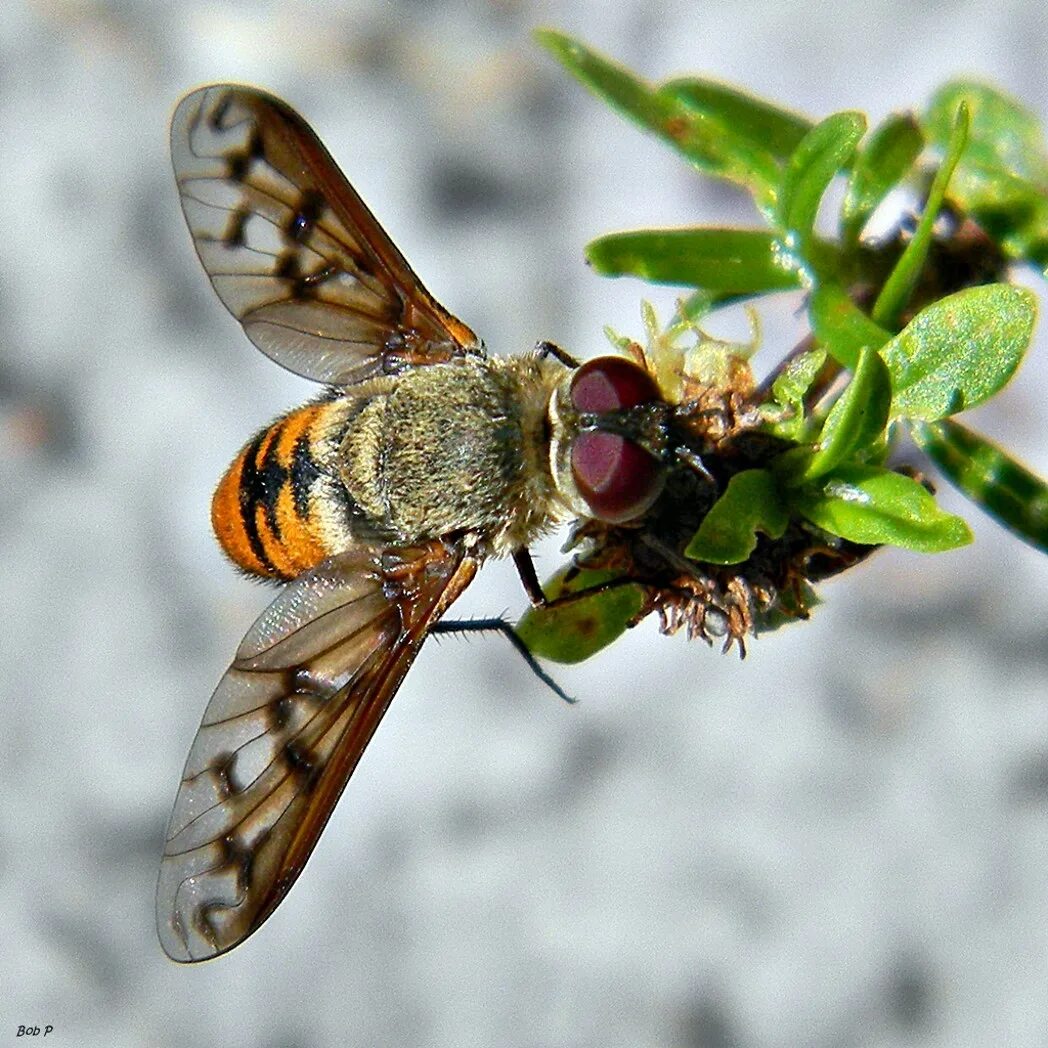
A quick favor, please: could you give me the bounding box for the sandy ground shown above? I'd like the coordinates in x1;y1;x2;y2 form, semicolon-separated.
3;1;1048;1045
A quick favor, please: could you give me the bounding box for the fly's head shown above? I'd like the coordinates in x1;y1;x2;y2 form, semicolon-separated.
547;355;684;526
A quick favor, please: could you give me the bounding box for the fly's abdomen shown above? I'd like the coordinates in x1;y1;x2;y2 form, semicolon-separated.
211;401;348;580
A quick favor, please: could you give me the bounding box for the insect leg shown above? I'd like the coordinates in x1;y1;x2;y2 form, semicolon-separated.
430;617;575;704
513;546;651;613
512;547;547;606
535;340;580;369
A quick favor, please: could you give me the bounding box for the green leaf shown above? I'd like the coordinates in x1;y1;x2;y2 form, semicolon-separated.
792;465;972;551
778;111;867;243
515;567;645;664
586;227;802;292
684;469;789;564
771;347;827;408
841;113;925;244
872;102;969;330
923;81;1048;266
761;347;827;441
809;283;892;370
926;80;1048;185
801;347;892;480
911;418;1048;553
881;283;1036;420
535;30;780;210
945;166;1048;267
661;77;812;160
535;30;678;144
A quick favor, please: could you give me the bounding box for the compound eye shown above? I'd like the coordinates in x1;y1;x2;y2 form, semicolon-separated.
570;431;662;523
570;356;660;414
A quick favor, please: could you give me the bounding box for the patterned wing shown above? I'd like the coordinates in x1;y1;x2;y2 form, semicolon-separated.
156;541;477;962
170;84;479;385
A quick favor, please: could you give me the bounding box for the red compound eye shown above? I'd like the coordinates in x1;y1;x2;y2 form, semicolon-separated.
570;431;662;523
570;356;660;414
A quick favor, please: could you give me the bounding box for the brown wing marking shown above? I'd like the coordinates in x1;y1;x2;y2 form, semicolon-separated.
170;84;479;385
156;541;477;962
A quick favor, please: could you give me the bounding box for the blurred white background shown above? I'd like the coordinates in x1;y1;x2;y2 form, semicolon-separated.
3;1;1048;1046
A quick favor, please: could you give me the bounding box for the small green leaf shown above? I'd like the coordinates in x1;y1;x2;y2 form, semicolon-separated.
535;30;780;210
809;283;892;370
791;465;972;551
925;80;1048;186
653;81;784;208
761;347;827;441
586;228;802;292
771;347;827;408
872;102;969;330
662;77;812;160
535;30;679;146
802;347;892;480
685;469;789;564
945;166;1048;267
516;567;644;664
911;418;1048;553
881;283;1036;420
923;82;1048;266
841;113;925;244
778;111;867;243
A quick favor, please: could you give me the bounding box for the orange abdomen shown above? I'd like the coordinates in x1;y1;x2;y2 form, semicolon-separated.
211;402;343;580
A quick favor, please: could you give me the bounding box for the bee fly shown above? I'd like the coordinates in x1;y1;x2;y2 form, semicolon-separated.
158;85;688;961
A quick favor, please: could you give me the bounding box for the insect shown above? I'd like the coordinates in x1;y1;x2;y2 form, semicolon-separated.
157;84;685;961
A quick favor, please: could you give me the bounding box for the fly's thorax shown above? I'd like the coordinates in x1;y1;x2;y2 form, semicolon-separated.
488;351;577;552
338;354;570;552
